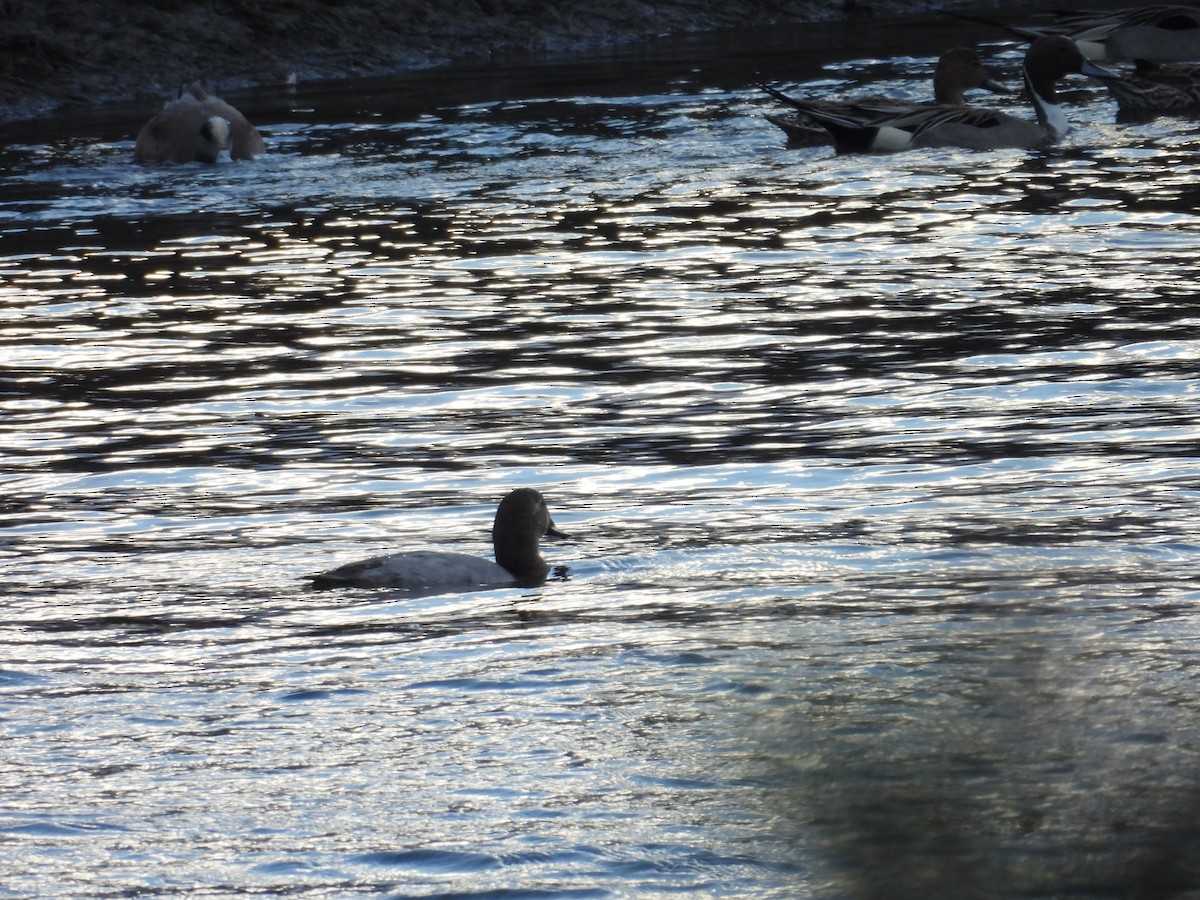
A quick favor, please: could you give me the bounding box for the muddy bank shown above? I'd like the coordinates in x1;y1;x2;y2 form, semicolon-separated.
1;0;972;122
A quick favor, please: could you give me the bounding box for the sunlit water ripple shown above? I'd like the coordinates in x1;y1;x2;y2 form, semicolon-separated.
3;16;1200;898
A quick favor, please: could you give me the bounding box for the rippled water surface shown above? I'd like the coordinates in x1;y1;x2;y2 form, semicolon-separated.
5;12;1200;898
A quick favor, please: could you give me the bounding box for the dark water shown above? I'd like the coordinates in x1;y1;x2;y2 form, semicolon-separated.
4;10;1200;898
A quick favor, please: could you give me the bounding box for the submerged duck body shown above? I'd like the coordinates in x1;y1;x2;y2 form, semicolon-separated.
135;82;265;163
1095;60;1200;118
764;47;1009;146
308;488;566;592
764;36;1109;153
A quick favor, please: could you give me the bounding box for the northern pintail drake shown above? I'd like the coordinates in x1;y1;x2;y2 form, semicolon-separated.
951;6;1200;63
135;82;265;163
763;36;1109;153
764;47;1009;146
1094;60;1200;119
307;488;567;592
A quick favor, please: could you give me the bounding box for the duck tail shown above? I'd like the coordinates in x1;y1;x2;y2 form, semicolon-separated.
757;81;809;112
771;101;881;153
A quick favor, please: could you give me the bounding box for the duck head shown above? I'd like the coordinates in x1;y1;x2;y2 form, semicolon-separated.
1024;35;1115;139
196;116;233;163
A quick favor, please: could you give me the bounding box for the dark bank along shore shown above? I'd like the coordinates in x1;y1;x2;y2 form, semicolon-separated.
0;0;1002;124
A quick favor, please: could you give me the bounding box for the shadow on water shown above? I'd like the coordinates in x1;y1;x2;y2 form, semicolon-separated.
753;623;1200;899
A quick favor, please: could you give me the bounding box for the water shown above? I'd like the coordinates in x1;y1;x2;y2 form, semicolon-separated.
4;12;1200;898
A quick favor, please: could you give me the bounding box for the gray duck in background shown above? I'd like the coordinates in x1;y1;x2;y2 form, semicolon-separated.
1094;60;1200;119
763;46;1009;147
950;5;1200;63
762;36;1110;153
134;82;265;163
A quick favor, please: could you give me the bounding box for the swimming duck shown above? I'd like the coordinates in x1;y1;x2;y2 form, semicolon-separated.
764;46;1010;146
307;488;567;592
762;36;1110;153
950;6;1200;63
134;82;265;163
1093;59;1200;119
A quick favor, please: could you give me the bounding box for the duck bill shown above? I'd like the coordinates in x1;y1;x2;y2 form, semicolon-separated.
981;76;1012;95
1081;59;1117;79
544;519;569;540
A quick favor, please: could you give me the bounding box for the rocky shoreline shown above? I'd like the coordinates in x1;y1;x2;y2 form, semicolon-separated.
1;0;967;122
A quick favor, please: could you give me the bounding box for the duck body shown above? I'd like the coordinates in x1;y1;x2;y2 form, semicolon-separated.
1049;5;1200;63
309;550;517;592
763;36;1109;153
785;103;1046;153
1095;60;1200;118
308;488;566;593
135;82;265;163
951;5;1200;62
764;47;1009;147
